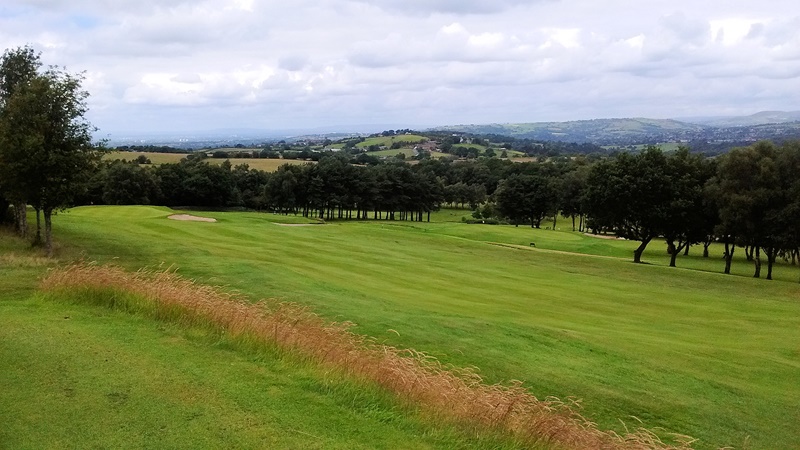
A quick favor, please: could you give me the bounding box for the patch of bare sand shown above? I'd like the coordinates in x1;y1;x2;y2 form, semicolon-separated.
584;233;623;240
168;214;217;223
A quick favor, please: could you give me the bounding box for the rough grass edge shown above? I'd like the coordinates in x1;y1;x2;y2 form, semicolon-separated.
39;263;695;450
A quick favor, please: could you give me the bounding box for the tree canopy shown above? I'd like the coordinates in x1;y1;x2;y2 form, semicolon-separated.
0;46;102;255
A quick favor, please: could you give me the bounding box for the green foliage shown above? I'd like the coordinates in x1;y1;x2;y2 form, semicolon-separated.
97;161;161;205
709;141;800;278
0;46;103;254
494;173;557;228
584;147;675;262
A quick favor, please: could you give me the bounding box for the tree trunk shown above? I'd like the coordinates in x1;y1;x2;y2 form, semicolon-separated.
753;246;761;278
668;240;688;267
34;208;42;246
552;214;557;230
684;244;690;256
633;237;652;264
571;215;576;231
44;208;53;257
724;241;734;274
703;241;711;258
745;246;754;262
14;202;27;237
766;247;776;280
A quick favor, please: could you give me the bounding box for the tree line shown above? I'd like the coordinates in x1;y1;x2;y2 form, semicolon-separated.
81;154;444;222
80;140;800;280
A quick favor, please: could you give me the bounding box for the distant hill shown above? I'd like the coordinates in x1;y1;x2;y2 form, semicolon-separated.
679;111;800;127
431;118;708;145
430;112;800;147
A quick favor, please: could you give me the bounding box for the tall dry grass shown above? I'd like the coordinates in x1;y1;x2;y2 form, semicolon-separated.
40;263;694;450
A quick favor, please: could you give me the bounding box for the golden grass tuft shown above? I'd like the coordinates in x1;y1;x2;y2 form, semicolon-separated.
40;263;694;450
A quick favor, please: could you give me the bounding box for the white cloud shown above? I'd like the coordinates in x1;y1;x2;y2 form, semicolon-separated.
1;0;798;133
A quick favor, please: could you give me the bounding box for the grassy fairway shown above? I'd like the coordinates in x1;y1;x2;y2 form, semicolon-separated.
1;295;512;449
0;230;518;449
35;206;800;449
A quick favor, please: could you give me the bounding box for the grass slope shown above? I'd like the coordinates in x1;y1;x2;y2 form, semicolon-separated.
0;233;518;449
35;206;800;449
1;297;507;449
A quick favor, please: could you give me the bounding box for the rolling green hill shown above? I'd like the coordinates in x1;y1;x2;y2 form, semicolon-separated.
433;119;707;145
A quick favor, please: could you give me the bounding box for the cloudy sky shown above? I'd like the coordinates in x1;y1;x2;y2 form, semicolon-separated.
1;0;799;136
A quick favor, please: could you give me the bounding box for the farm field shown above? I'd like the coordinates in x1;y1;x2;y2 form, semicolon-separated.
453;143;489;152
105;151;189;164
104;151;311;172
368;148;450;159
356;134;427;149
3;206;800;448
206;158;311;171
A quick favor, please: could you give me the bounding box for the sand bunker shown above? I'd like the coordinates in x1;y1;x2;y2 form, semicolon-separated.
584;233;623;240
168;214;217;223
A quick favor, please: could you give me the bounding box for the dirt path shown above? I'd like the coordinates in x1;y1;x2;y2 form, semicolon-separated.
488;242;628;261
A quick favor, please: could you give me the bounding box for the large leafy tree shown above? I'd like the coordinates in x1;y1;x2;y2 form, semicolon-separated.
584;147;672;263
661;147;716;267
709;141;786;278
494;173;557;228
559;165;589;231
0;45;41;237
0;64;101;256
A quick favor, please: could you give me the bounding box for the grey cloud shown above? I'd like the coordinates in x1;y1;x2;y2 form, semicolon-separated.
746;23;766;40
4;0;800;133
278;55;309;71
659;12;709;43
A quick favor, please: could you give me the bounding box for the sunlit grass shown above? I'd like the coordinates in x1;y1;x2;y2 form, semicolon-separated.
9;205;800;448
40;263;688;449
